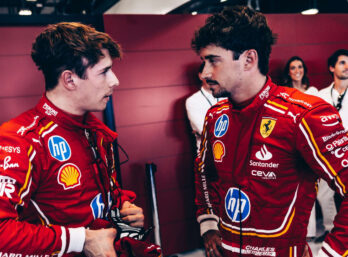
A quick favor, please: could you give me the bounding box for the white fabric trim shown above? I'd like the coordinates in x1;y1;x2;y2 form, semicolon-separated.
30;199;50;224
264;103;286;114
199;218;219;236
58;227;67;257
67;227;86;253
319;242;341;257
299;122;344;196
42;124;58;138
220;185;299;234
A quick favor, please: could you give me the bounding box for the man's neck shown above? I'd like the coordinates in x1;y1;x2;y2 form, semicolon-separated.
231;74;267;104
46;90;85;116
333;77;348;95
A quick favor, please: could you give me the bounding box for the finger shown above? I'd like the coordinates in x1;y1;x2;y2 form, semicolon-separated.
121;201;132;209
121;213;144;224
120;207;143;217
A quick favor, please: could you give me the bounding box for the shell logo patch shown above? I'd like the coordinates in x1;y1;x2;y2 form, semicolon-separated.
57;163;81;190
214;114;229;138
213;140;225;162
260;117;277;138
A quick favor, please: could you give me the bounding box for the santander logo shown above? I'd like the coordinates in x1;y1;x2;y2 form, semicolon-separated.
255;144;272;161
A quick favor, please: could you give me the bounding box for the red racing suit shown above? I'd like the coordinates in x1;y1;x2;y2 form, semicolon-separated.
195;78;348;257
0;95;135;256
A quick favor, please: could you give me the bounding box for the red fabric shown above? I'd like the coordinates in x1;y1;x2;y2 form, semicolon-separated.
0;95;133;255
195;78;348;256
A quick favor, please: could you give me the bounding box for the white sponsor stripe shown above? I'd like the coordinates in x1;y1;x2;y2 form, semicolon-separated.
299;123;344;196
323;121;339;127
41;124;58;138
221;242;276;256
294;246;297;257
321;242;341;257
29;150;36;162
221;185;298;234
58;226;67;257
264;103;286;114
30;199;50;225
19;177;32;206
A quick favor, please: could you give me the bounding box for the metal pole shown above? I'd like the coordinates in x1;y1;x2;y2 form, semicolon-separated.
146;163;161;246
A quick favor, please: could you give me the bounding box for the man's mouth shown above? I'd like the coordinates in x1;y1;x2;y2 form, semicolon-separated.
206;79;219;86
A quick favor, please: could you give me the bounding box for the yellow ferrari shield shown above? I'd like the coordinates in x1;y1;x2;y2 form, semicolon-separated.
260;117;277;138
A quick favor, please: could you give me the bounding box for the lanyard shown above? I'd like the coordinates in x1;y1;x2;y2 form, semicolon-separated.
200;89;219;106
331;86;347;111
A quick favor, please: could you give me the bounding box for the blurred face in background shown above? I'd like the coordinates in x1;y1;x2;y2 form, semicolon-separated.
289;60;304;83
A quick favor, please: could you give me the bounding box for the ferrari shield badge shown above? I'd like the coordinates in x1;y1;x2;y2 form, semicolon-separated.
260;117;277;138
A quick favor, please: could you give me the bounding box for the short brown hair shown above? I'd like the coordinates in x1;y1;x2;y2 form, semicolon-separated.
31;22;121;91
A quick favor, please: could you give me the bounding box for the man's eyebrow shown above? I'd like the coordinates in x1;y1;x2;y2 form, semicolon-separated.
203;55;221;60
99;65;112;72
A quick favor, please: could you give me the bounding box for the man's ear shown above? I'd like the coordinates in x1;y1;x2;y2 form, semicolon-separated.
329;66;335;74
244;49;258;71
61;70;77;90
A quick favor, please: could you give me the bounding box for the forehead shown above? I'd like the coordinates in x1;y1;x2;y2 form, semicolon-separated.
199;45;233;59
337;55;348;63
290;60;303;67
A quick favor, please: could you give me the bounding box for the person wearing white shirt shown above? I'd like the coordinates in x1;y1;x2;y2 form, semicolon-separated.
186;64;226;153
316;49;348;242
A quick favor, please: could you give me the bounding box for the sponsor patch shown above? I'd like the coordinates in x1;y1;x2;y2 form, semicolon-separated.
17;116;39;136
57;163;81;190
251;169;277;180
0;156;19;171
249;160;279;169
90;192;112;219
260;117;276;138
214;114;229;138
213;140;225;162
0;175;16;199
48;136;71;161
322;129;346;142
0;253;50;257
259;85;270;100
330;145;348;158
43;103;58;116
0;146;20;154
325;136;348;151
320;114;340;127
255;144;272;161
225;187;250;222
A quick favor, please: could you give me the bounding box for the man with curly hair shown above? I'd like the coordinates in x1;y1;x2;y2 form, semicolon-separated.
0;22;145;257
192;6;348;257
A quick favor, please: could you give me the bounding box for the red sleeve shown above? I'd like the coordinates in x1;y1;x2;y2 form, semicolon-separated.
0;135;71;255
194;113;221;236
296;103;348;256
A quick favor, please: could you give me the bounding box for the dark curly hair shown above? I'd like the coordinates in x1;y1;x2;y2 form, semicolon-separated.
31;22;122;91
282;56;309;89
327;49;348;76
191;5;276;75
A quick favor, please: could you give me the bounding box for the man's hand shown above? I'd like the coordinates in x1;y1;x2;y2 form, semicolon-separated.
83;228;117;257
120;201;144;227
203;230;223;257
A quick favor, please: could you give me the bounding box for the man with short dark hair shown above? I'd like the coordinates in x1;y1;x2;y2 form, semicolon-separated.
314;49;348;243
192;6;348;257
0;22;144;257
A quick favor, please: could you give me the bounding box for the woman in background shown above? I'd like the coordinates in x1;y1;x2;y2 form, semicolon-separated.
283;56;318;241
282;56;318;95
